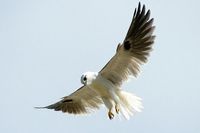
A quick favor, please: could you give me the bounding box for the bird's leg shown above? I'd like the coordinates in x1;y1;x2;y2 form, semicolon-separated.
108;110;114;120
115;104;120;114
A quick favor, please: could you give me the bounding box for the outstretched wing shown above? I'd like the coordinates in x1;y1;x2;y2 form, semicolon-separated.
100;3;155;87
39;86;103;114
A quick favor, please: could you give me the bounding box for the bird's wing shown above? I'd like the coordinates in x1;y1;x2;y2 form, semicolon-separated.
42;86;103;114
99;3;155;87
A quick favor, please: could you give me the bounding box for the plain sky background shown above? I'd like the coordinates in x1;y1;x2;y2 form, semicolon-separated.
0;0;200;133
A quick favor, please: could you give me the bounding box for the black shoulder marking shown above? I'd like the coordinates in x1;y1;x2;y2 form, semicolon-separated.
124;41;131;50
62;99;73;103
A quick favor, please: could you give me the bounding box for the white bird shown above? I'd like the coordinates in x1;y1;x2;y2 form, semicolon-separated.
37;2;155;120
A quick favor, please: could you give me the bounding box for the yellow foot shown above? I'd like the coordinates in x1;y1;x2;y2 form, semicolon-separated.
108;111;114;120
115;105;120;114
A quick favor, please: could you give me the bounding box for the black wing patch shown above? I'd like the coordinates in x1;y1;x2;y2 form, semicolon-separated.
123;2;155;62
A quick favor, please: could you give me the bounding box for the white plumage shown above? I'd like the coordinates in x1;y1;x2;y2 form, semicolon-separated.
89;72;142;119
36;2;155;120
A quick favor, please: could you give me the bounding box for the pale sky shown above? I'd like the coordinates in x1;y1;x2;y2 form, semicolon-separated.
0;0;200;133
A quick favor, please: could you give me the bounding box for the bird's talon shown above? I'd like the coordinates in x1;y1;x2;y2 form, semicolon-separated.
108;111;114;120
115;105;120;114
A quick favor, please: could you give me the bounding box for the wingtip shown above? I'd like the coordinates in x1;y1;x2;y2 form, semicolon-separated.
138;2;141;8
134;2;147;18
34;106;46;109
137;2;146;11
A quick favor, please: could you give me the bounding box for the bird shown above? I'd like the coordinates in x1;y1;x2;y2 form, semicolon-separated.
36;2;155;120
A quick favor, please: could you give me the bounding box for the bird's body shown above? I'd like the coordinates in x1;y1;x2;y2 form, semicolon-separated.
90;74;112;97
91;73;142;119
36;2;155;120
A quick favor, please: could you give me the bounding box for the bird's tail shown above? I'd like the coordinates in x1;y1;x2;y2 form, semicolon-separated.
117;90;143;120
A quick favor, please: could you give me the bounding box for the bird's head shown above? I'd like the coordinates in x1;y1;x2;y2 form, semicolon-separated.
81;72;98;85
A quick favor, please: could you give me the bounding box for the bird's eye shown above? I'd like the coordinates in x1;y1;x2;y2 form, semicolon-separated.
81;75;87;85
83;76;87;81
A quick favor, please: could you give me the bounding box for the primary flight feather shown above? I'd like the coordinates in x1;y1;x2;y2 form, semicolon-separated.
37;2;155;120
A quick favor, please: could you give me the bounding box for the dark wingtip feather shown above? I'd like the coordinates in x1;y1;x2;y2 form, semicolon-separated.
35;101;63;111
138;2;141;10
135;2;141;18
122;2;155;64
141;4;146;16
133;8;137;17
34;106;46;109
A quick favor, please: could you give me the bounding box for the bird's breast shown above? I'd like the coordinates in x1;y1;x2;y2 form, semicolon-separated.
89;75;116;97
90;81;108;97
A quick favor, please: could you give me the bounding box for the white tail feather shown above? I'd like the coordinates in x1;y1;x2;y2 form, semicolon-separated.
117;91;143;120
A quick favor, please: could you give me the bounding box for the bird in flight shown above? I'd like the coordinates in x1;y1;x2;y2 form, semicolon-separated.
37;2;155;120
